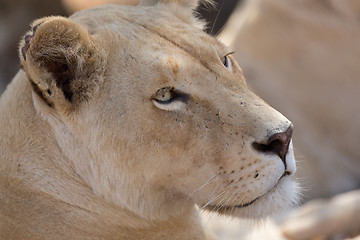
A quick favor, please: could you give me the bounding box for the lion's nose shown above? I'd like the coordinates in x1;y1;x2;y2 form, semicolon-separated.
252;125;293;168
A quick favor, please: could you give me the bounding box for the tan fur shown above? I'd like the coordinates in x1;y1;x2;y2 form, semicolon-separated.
0;1;298;239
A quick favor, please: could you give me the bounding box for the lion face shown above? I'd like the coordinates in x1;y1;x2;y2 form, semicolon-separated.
21;1;298;221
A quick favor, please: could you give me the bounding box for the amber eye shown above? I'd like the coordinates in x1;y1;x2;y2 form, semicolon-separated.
152;87;174;104
152;87;189;111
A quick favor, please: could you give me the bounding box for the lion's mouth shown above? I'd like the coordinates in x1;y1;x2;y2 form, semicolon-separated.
204;171;288;211
234;197;259;208
205;197;259;211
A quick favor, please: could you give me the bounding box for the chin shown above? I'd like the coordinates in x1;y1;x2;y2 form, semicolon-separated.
205;177;301;219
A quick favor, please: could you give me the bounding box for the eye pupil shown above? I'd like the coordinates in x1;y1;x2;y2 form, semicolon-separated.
222;55;232;70
153;87;174;104
152;87;189;110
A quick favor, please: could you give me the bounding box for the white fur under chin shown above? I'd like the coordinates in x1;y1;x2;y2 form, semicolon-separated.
238;179;299;218
215;178;301;219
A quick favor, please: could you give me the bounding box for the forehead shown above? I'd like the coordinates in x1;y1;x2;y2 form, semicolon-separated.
70;4;229;67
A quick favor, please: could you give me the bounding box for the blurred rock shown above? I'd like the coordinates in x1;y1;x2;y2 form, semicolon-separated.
279;190;360;240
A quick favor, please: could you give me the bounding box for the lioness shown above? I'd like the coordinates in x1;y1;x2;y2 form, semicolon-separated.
0;0;298;239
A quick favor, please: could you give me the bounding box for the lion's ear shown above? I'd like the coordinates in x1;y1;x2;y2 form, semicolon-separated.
19;16;105;111
140;0;200;9
140;0;212;29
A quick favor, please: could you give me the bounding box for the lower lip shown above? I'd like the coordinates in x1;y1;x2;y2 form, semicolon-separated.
206;173;288;211
220;174;288;210
234;196;259;208
206;196;259;211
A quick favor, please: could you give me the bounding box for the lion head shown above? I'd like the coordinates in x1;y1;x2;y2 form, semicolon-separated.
19;0;298;222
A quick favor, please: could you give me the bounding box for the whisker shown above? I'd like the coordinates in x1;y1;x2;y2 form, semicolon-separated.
206;187;221;203
209;190;228;209
183;174;219;208
186;174;219;201
213;190;232;211
200;189;228;210
229;191;245;215
214;24;225;37
238;192;247;205
210;1;224;35
215;186;245;212
222;187;242;207
198;187;220;210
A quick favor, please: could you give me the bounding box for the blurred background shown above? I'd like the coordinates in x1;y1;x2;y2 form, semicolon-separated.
1;0;359;239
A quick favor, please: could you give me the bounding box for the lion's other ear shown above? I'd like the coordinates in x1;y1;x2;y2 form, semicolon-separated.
20;16;105;111
141;0;200;9
140;0;213;29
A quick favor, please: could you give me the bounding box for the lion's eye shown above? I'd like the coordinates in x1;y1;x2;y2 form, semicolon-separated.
222;55;232;70
152;87;188;111
153;87;174;104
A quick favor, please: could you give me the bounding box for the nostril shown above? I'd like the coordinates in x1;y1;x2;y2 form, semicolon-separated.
252;139;284;156
252;125;293;166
